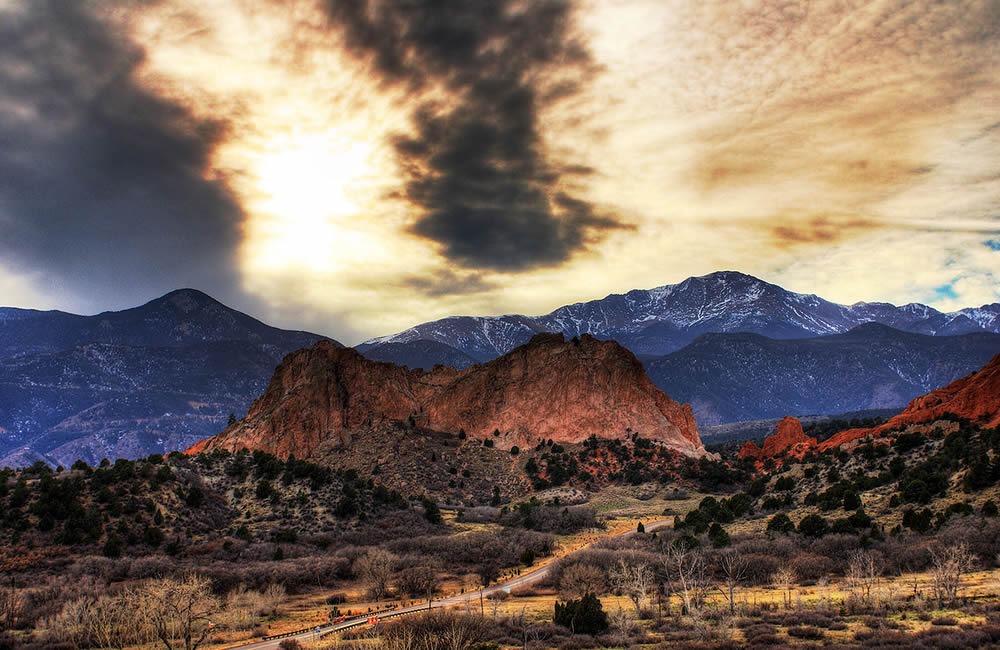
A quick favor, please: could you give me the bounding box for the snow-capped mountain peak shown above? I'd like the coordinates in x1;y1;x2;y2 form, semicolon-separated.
358;272;1000;363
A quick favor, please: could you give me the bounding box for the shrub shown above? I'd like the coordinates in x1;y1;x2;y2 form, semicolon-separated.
742;623;777;642
766;513;795;534
421;497;442;524
143;525;164;547
798;514;829;538
774;476;795;491
741;553;780;586
790;553;835;583
184;485;205;508
761;496;783;511
842;490;861;511
381;611;487;646
902;507;934;533
708;522;730;548
787;626;824;639
102;533;123;558
554;594;609;635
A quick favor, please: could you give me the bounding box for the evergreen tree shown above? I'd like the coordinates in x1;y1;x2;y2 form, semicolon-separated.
554;593;609;634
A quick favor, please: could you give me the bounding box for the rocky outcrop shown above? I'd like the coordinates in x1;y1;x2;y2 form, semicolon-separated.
738;416;817;460
187;333;708;459
880;352;1000;429
818;352;1000;450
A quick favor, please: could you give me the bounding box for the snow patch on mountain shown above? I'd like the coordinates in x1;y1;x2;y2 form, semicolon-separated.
360;271;1000;363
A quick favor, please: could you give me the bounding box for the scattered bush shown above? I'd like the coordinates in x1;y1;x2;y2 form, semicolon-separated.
554;593;609;634
798;514;829;538
786;625;824;639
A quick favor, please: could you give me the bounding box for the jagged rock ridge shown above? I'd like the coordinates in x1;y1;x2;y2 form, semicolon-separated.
820;352;1000;450
188;333;708;459
738;416;817;460
739;354;1000;459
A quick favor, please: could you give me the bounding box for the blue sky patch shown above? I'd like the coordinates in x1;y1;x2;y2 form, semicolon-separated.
933;283;959;300
986;239;1000;251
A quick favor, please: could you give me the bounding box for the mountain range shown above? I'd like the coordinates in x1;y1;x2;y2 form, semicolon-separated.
0;289;333;467
647;324;1000;425
357;270;1000;426
3;271;1000;466
358;271;1000;364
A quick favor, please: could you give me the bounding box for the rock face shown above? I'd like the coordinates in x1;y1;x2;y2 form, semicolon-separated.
883;352;1000;429
738;416;817;460
187;333;708;459
819;352;1000;450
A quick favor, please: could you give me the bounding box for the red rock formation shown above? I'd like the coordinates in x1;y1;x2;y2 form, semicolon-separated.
186;333;708;459
819;352;1000;451
738;416;817;460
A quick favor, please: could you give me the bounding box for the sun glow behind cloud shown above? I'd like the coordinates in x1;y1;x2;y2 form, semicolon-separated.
241;132;379;274
124;0;452;319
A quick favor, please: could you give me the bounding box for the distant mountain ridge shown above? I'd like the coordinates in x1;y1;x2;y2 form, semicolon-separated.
356;271;1000;368
647;324;1000;425
0;288;326;359
0;290;335;466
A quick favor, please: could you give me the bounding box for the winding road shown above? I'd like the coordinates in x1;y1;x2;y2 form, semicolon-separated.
231;519;671;649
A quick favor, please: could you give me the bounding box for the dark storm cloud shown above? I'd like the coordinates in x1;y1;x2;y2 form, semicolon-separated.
325;0;629;272
0;1;243;303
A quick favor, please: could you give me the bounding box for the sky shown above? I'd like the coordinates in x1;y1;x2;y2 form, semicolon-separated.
0;0;998;344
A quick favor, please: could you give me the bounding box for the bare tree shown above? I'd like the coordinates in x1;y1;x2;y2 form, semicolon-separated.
846;550;882;607
486;590;509;618
353;548;398;603
475;558;500;616
397;565;441;608
136;574;221;650
662;546;706;616
770;566;796;610
90;592;148;650
46;592;148;650
608;607;638;647
610;554;654;618
261;583;286;617
510;607;542;650
0;578;21;633
45;597;92;649
717;551;747;615
559;563;606;599
930;542;975;604
223;585;257;632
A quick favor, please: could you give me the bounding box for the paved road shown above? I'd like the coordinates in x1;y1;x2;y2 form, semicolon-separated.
232;519;671;649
